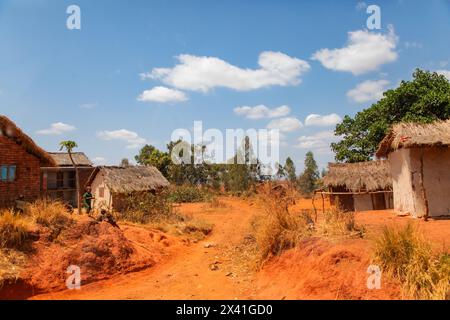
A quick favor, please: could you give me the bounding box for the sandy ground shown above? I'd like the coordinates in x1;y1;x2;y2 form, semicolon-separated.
29;198;449;300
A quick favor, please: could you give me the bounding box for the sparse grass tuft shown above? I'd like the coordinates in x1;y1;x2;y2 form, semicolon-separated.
374;224;450;300
0;210;31;250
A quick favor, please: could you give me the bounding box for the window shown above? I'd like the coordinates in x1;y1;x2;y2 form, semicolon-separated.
0;165;16;182
99;187;105;198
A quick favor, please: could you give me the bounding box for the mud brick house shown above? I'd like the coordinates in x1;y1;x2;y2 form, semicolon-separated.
376;120;450;218
86;166;169;212
41;152;94;208
0;115;56;207
323;160;394;212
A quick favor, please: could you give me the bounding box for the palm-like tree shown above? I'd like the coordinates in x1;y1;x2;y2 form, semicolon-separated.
59;141;81;212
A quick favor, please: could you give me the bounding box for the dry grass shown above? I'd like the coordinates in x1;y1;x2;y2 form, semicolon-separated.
0;249;27;288
25;200;74;241
374;224;450;300
250;188;364;268
203;196;230;210
0;210;32;250
251;195;314;266
318;208;364;239
151;215;213;241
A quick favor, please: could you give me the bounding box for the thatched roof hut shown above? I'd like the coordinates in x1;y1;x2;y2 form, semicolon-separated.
86;166;170;194
376;120;450;158
0;115;56;166
323;160;392;192
49;152;92;167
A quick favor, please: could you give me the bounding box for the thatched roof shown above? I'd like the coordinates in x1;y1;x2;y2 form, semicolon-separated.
86;166;170;193
323;160;392;192
49;152;92;167
0;115;56;166
376;120;450;158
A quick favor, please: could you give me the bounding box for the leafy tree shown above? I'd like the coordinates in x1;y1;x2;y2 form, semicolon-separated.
275;162;286;179
284;157;297;183
332;69;450;162
298;151;319;195
59;141;81;211
135;144;172;177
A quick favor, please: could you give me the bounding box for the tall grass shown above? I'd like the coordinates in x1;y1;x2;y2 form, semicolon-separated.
374;224;450;300
26;200;72;228
318;208;364;239
0;210;31;250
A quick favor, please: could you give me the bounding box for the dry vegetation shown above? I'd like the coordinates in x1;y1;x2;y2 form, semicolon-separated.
374;224;449;300
120;191;213;241
249;187;363;267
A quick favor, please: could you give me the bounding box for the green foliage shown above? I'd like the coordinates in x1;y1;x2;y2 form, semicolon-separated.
59;140;78;153
166;185;212;203
298;151;319;195
121;191;176;223
135;144;172;177
284;157;296;183
332;69;450;162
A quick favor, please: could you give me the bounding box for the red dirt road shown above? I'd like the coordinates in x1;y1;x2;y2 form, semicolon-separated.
30;198;449;300
31;198;258;300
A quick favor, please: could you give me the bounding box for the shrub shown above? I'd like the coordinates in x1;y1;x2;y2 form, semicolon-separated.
121;191;179;224
374;224;450;300
166;185;212;203
0;210;31;250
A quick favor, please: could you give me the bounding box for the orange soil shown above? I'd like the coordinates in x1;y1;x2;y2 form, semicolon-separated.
28;198;449;300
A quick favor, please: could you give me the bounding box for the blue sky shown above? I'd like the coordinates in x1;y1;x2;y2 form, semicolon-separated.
1;0;450;171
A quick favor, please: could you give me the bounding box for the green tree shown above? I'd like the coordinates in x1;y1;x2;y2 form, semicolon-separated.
59;141;81;211
135;144;172;177
298;151;319;195
332;69;450;162
284;157;297;183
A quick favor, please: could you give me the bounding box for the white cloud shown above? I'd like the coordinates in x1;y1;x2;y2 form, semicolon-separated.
437;70;450;81
234;105;290;119
141;51;310;92
266;117;303;132
137;86;188;103
36;122;76;135
305;113;342;127
312;27;398;75
79;102;98;109
97;129;147;149
295;130;339;154
346;79;390;103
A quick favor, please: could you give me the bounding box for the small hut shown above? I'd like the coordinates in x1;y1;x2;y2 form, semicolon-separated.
0;115;56;207
323;160;393;212
85;166;170;212
376;120;450;218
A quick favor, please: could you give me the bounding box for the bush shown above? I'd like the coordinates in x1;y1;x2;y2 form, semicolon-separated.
374;224;450;300
0;210;31;250
121;191;178;224
26;200;72;228
167;185;212;203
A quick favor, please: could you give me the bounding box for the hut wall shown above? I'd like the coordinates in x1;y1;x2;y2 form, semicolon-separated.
90;174;112;211
0;136;41;207
329;186;354;212
423;147;450;217
389;148;426;217
354;194;373;211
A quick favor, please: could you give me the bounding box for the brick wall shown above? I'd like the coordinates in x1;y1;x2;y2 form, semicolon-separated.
0;136;41;207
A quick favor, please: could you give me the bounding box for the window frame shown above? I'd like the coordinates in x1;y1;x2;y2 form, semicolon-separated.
0;165;17;182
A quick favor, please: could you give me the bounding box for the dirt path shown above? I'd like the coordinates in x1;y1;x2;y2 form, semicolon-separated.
31;198;258;300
